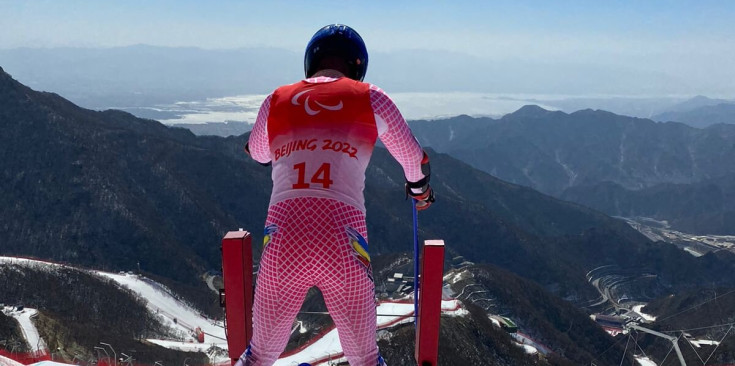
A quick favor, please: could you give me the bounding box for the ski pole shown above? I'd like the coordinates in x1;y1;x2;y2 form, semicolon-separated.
412;198;419;323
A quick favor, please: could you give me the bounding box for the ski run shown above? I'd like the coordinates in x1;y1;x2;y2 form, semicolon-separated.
1;257;470;365
1;256;714;366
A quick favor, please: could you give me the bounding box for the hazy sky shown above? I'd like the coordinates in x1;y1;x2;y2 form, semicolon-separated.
2;1;735;96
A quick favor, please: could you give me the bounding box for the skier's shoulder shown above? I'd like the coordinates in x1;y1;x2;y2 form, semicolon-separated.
366;83;397;109
268;80;305;105
273;80;305;94
366;82;386;95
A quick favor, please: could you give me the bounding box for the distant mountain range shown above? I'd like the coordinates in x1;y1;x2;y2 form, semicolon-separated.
408;106;735;234
654;102;735;128
170;121;251;137
3;63;733;288
658;95;731;114
0;45;707;111
2;65;735;364
1;65;633;363
562;173;735;235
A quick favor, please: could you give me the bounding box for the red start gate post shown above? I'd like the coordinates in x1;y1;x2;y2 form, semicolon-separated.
221;230;253;366
415;239;445;366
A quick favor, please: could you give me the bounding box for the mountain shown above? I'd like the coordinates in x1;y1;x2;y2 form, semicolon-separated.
0;312;25;350
653;102;735;128
2;65;734;294
0;65;271;284
637;288;735;365
656;95;731;115
562;173;735;235
409;107;735;197
441;264;636;365
2;65;735;363
0;261;207;365
0;46;700;112
407;107;735;237
5;255;733;365
169;122;252;137
536;96;684;119
0;255;636;366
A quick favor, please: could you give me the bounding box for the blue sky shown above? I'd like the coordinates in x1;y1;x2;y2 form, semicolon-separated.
3;1;733;51
2;1;734;96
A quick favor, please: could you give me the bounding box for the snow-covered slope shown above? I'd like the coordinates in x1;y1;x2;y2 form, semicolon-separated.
95;271;226;346
0;355;25;366
4;308;46;353
276;300;464;366
1;256;467;365
0;257;226;361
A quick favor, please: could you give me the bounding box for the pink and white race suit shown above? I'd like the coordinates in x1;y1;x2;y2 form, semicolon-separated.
242;76;425;366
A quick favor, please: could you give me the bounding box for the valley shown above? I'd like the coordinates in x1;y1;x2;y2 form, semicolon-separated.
622;217;735;256
1;65;734;365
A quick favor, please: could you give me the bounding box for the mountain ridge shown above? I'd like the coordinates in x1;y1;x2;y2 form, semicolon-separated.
2;65;735;365
408;107;735;235
3;65;734;295
654;102;735;128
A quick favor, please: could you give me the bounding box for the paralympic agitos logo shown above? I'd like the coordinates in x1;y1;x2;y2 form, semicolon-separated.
291;89;343;116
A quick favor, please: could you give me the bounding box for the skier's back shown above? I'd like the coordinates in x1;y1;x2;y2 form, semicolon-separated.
240;24;434;366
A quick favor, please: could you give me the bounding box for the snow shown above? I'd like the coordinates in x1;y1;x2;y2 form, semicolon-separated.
29;362;77;366
635;355;657;366
12;309;46;352
143;341;230;365
0;256;226;353
520;345;537;354
145;340;213;353
512;333;552;356
604;327;625;337
489;316;501;327
443;270;468;284
276;300;463;365
2;305;46;353
0;257;65;269
683;247;703;257
632;305;657;322
689;339;719;347
0;355;25;366
1;256;467;365
275;328;344;366
95;271;227;346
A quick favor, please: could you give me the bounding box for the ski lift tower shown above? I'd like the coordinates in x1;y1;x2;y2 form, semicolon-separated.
627;323;686;366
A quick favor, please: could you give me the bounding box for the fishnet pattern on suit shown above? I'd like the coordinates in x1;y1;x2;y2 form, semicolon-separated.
249;79;426;184
244;77;425;366
242;197;379;366
369;85;425;183
249;94;272;164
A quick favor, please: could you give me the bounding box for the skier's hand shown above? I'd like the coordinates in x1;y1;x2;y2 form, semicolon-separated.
407;184;435;211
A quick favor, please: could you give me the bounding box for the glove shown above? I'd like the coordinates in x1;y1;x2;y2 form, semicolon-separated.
406;150;434;210
406;183;435;211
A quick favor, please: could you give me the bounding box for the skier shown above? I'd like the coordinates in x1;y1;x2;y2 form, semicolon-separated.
239;24;434;366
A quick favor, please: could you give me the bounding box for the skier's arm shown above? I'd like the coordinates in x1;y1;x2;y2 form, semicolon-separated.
246;94;273;165
371;85;434;209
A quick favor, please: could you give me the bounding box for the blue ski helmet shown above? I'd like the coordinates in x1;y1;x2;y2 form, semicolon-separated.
304;24;368;81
